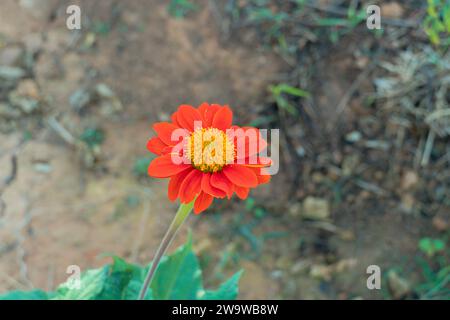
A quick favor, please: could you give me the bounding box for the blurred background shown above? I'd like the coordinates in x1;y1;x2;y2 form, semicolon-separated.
0;0;449;299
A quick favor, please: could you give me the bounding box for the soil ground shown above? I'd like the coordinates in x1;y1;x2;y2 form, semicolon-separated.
0;0;448;299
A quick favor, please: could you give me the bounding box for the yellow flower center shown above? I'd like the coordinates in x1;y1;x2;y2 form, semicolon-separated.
186;128;235;173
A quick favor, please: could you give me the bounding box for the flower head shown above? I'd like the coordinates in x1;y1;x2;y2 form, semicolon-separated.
147;103;271;214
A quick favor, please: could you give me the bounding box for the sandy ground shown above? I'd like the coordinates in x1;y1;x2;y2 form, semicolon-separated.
0;0;448;299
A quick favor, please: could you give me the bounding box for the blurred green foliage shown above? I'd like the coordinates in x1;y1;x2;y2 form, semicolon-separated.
269;83;310;116
0;238;242;300
423;0;450;46
133;156;155;177
419;237;446;257
168;0;198;18
414;234;449;299
92;21;111;36
80;127;105;148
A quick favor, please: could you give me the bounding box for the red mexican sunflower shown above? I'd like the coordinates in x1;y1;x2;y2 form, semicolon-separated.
146;103;271;214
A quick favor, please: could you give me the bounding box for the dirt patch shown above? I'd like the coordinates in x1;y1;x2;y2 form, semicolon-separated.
0;0;448;300
0;0;280;298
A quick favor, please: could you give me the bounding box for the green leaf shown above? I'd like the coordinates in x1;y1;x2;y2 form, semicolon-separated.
0;238;242;300
133;156;154;177
123;279;153;300
150;236;202;299
80;127;105;148
96;257;142;300
315;18;349;27
419;237;446;257
0;289;52;300
199;271;243;300
54;266;109;300
270;83;310;98
168;0;198;18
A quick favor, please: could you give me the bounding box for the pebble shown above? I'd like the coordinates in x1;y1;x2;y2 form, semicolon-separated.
401;171;419;190
24;33;43;54
0;66;26;80
0;46;24;67
302;197;330;220
19;0;58;20
381;2;404;19
387;270;411;299
432;216;448;232
0;103;21;119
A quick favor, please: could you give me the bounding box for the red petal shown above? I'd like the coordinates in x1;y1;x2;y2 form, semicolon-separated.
252;167;271;184
223;165;258;187
194;192;213;214
179;169;203;203
198;103;221;127
241;157;272;167
146;137;167;155
168;169;193;201
171;111;182;127
153;122;182;146
197;103;209;119
234;186;249;200
210;171;234;198
147;154;191;178
212;105;233;131
201;173;226;198
233;127;268;160
177;105;203;132
161;145;174;155
257;172;271;184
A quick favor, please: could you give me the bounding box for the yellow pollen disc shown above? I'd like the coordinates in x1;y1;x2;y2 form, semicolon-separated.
186;128;235;173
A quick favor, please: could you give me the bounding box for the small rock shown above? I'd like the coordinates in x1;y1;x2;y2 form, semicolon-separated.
121;11;140;25
339;230;355;241
356;56;369;69
364;140;390;150
0;46;24;67
387;270;411;299
69;88;91;111
95;83;115;99
290;260;310;275
311;172;325;183
95;83;123;114
35;53;63;79
19;0;58;20
310;264;333;281
9;95;39;114
342;155;359;176
24;33;43;54
33;162;52;174
381;2;404;19
82;33;97;50
0;66;26;81
432;216;448;232
45;29;71;52
302;197;330;220
345;131;362;143
334;258;357;273
400;193;415;214
295;146;305;157
0;103;21;119
288;202;302;218
8;79;42;114
381;2;405;19
16;79;40;99
401;170;419;190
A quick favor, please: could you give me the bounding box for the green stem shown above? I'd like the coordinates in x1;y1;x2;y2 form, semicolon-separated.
138;200;194;300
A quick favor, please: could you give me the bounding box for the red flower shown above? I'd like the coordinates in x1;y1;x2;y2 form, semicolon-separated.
147;103;271;214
